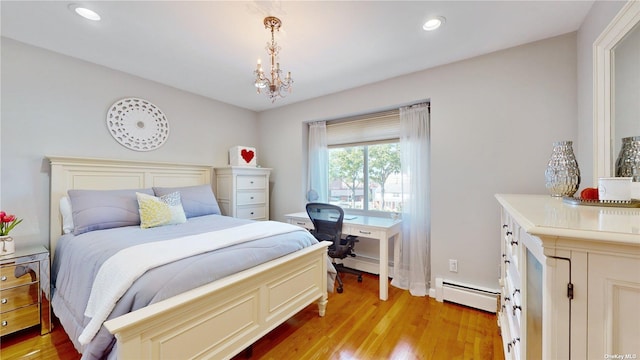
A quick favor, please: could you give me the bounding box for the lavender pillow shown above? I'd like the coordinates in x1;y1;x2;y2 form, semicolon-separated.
68;188;154;235
153;185;220;218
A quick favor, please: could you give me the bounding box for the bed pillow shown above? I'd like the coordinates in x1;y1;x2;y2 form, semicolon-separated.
68;188;154;235
153;185;221;218
59;196;74;234
136;192;187;229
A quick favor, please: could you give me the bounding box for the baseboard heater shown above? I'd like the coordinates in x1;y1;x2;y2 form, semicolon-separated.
433;277;499;313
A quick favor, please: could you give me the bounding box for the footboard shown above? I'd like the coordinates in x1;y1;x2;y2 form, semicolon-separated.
104;241;331;359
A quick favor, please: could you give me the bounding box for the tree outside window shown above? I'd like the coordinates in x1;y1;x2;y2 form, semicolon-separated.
328;142;401;213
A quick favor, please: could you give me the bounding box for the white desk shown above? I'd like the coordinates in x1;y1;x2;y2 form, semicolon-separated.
284;212;402;301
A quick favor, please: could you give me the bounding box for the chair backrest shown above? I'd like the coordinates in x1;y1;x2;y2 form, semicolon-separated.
305;202;344;245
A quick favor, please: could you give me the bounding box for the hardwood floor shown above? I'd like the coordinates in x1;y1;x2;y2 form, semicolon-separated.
1;273;504;360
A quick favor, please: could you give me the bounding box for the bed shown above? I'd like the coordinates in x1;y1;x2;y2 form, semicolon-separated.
48;156;332;360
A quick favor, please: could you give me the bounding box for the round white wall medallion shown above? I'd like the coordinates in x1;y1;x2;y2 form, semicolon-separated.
106;98;169;151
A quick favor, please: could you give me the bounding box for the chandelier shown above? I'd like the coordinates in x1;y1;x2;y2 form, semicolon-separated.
254;16;293;102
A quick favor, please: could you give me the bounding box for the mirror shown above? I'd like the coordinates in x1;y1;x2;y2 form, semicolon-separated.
594;1;640;183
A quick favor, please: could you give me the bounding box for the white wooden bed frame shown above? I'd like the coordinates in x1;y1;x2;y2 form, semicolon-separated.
48;156;330;359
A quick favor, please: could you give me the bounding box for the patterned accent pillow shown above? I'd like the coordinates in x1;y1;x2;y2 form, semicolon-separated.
136;192;187;229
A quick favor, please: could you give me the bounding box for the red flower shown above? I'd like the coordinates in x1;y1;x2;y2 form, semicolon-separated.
0;211;22;236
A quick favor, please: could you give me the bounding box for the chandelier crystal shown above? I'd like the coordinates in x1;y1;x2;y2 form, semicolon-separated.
254;16;293;102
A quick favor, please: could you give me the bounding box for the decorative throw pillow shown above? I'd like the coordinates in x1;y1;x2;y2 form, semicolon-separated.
152;185;221;218
137;192;187;229
68;188;154;235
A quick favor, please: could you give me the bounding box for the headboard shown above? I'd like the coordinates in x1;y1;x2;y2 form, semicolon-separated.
48;156;214;258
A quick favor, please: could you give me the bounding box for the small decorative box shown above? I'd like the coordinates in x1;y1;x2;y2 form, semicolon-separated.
598;177;632;201
229;146;257;167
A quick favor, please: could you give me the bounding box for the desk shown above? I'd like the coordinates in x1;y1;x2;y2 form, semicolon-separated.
284;212;402;301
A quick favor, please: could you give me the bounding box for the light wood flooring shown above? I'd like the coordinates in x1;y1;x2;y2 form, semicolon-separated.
1;273;504;359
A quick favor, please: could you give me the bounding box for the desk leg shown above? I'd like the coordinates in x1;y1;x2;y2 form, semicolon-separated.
379;234;389;301
393;231;401;280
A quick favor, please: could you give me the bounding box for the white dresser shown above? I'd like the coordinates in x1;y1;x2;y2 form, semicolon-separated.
215;166;271;220
496;194;640;360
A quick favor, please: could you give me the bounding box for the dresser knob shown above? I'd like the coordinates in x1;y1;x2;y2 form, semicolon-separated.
513;304;522;316
1;298;7;304
1;321;7;327
1;276;6;281
513;289;521;296
504;259;510;264
510;240;519;246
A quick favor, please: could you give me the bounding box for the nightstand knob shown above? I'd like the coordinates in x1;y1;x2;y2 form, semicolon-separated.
1;276;6;281
1;298;7;304
1;320;7;327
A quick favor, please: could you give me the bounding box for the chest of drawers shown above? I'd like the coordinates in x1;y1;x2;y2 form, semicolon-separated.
0;245;51;336
496;194;640;360
215;166;272;220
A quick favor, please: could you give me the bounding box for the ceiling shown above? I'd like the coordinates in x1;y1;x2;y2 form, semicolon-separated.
1;1;595;112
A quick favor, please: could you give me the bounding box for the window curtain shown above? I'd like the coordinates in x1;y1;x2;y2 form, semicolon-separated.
307;121;328;202
391;103;430;296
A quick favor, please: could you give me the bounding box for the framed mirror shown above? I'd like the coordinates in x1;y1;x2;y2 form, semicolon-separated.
594;1;640;183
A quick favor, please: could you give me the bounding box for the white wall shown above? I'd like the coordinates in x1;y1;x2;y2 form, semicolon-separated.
258;33;578;291
0;38;259;247
576;0;626;186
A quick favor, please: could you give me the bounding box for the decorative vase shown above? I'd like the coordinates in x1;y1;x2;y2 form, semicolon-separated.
0;235;15;255
615;136;640;181
544;141;581;197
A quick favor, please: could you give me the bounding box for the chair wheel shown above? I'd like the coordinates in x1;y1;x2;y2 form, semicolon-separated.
337;286;344;293
357;275;363;282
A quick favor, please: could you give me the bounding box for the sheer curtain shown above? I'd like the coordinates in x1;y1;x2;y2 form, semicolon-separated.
307;121;328;202
391;103;430;296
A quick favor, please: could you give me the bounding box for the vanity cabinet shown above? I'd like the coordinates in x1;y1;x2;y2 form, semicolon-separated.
215;166;271;220
0;245;51;336
496;194;640;360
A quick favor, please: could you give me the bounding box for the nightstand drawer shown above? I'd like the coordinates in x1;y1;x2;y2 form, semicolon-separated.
0;304;39;336
237;206;266;220
237;192;266;205
237;176;266;190
0;263;39;290
0;283;39;312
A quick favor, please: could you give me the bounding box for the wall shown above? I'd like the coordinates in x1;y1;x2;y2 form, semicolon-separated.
576;0;626;186
0;38;259;247
258;33;578;291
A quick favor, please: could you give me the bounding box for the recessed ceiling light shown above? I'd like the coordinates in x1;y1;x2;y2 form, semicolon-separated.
68;4;101;21
423;16;445;31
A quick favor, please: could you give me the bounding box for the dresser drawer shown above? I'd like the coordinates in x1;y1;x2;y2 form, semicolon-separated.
0;283;39;312
0;263;39;290
237;191;266;206
0;304;40;336
237;206;266;220
237;176;266;190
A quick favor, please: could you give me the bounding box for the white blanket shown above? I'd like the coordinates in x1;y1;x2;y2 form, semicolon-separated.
78;221;303;346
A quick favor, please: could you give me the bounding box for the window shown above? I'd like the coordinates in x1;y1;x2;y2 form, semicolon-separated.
325;110;401;214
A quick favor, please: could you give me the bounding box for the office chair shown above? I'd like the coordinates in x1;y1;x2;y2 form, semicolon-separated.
306;202;363;293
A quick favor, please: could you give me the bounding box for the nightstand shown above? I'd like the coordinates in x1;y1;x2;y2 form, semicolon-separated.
215;166;272;220
0;245;51;336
